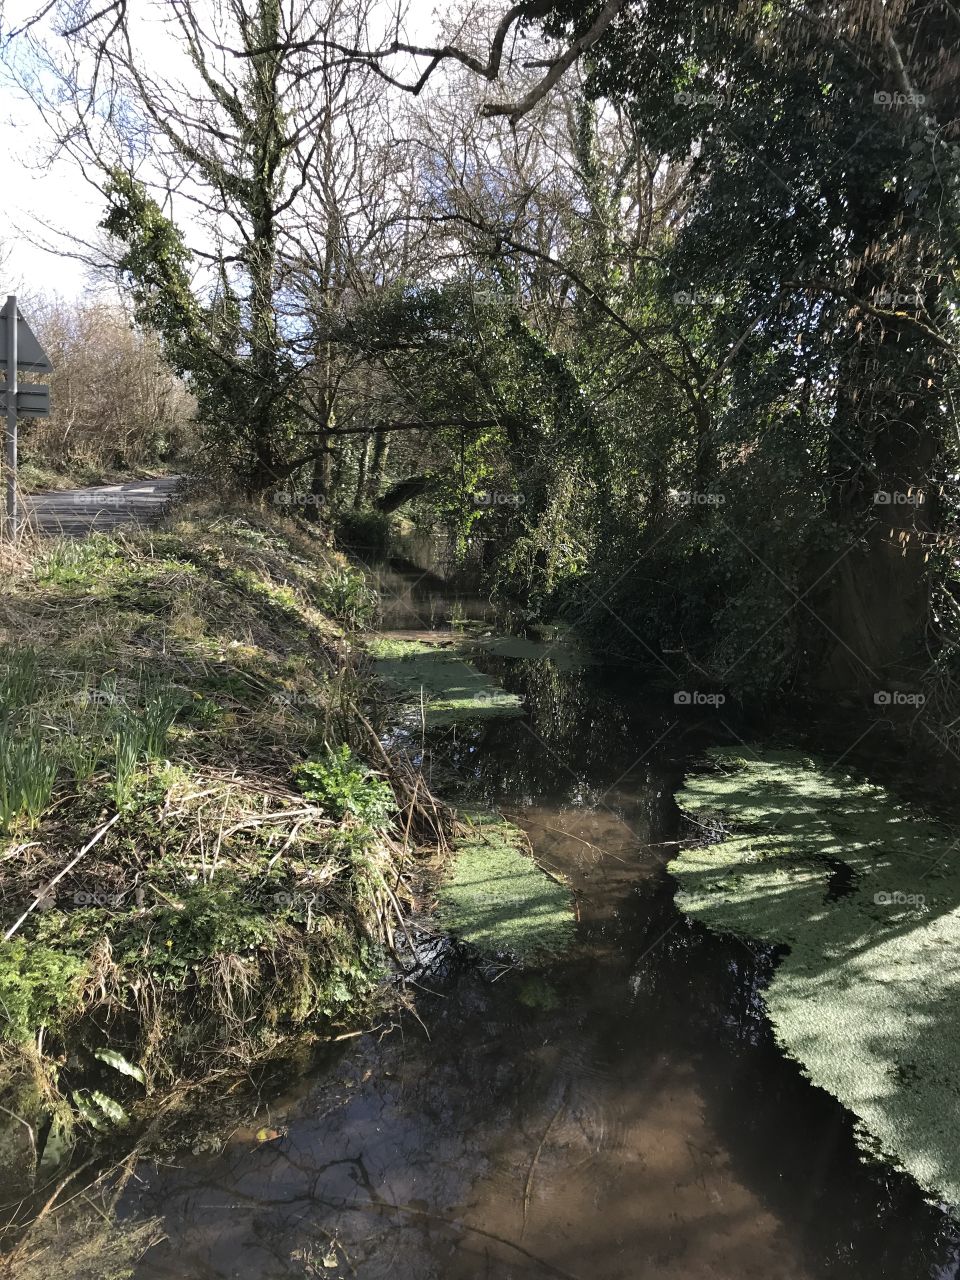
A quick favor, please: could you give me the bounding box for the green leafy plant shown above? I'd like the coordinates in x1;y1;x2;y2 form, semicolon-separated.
316;567;378;630
32;534;122;587
0;721;59;831
94;1047;146;1085
107;692;180;805
72;1088;128;1130
294;745;394;826
0;941;86;1044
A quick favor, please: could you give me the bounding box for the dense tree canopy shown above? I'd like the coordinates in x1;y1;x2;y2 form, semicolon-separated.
8;0;960;711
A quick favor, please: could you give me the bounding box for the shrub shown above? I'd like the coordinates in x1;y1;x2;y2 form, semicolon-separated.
294;745;394;826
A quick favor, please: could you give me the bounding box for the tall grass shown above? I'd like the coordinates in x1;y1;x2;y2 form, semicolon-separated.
61;719;105;784
0;720;59;832
111;720;145;807
317;566;379;630
109;692;181;805
141;691;181;758
0;649;40;715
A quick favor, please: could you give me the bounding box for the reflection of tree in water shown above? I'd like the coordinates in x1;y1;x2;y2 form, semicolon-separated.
427;654;706;811
128;647;960;1279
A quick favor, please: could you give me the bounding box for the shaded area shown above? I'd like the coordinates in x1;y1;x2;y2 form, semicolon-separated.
672;748;960;1209
116;569;960;1280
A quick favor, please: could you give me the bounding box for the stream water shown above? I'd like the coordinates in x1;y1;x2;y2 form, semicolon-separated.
124;560;960;1279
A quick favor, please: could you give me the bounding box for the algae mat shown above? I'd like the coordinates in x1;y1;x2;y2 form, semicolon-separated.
456;626;592;672
436;816;575;961
670;748;960;1210
368;635;523;726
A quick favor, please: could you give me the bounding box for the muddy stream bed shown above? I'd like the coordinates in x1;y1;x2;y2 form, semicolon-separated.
122;560;960;1279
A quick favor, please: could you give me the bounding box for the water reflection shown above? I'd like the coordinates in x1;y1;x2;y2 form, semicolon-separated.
125;565;960;1280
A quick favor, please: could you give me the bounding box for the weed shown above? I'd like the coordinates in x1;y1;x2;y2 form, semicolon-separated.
295;745;394;826
32;535;123;587
0;940;86;1044
316;566;379;630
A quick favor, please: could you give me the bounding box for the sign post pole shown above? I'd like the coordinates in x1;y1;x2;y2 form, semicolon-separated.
3;296;17;540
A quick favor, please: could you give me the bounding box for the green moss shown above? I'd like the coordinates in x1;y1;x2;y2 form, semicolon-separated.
371;637;523;725
670;748;960;1210
0;941;87;1044
366;635;440;659
437;815;575;961
516;974;562;1009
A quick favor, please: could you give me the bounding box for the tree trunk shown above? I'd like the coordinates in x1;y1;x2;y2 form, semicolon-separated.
354;436;370;508
366;428;389;503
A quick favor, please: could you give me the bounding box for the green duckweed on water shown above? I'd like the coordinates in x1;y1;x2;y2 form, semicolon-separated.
436;815;575;961
455;624;592;672
368;635;523;725
670;747;960;1211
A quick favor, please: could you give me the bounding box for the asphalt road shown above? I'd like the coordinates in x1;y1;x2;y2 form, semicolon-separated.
23;475;182;537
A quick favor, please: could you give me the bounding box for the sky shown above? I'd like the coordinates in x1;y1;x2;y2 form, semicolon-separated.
0;0;448;300
2;63;99;296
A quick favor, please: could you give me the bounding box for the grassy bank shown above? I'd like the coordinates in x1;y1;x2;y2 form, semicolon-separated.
0;501;450;1206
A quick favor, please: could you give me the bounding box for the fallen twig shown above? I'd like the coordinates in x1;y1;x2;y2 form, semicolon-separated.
3;813;122;941
522;1094;567;1240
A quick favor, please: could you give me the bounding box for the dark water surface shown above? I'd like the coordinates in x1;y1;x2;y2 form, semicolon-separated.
125;562;960;1279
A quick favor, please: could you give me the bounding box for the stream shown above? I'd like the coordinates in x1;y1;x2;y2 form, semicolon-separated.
123;559;960;1279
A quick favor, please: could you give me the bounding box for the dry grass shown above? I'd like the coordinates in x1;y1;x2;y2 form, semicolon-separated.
0;496;454;1217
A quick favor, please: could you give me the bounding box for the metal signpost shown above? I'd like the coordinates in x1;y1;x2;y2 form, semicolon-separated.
0;295;53;539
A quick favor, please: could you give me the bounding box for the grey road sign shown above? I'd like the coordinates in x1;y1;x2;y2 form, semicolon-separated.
0;307;52;372
3;294;54;538
0;385;50;418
